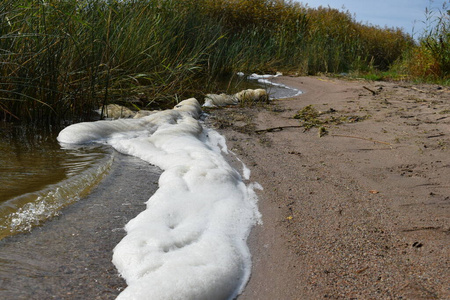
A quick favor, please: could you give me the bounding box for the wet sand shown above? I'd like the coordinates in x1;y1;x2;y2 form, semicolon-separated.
208;76;449;299
0;153;161;299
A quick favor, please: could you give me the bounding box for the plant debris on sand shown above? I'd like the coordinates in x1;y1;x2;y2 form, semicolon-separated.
293;104;371;130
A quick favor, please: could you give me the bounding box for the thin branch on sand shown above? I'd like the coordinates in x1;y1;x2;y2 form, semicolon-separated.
255;125;304;133
255;126;392;147
331;134;392;145
363;86;377;95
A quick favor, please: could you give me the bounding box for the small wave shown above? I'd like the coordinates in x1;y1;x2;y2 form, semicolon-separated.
0;153;114;240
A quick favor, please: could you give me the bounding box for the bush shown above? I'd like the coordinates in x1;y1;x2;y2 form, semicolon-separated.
396;1;449;81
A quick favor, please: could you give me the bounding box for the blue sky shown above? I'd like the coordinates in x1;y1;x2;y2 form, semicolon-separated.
296;0;448;38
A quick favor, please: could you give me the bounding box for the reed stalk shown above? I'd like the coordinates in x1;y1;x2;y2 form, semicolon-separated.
1;0;443;124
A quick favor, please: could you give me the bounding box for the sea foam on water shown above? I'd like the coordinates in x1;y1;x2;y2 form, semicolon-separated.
57;98;261;300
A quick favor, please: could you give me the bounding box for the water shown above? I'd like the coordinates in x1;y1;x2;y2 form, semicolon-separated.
0;153;161;299
0;124;113;239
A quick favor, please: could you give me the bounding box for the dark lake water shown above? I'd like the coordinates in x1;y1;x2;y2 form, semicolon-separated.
0;124;114;239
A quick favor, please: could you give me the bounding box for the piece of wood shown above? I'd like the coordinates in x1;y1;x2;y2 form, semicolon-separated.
331;134;392;145
255;125;304;133
363;86;377;95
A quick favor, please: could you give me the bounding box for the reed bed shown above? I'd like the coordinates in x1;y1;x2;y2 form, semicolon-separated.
0;0;446;124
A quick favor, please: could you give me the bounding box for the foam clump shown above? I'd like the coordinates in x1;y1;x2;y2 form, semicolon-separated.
133;109;156;119
96;105;166;120
247;72;282;80
235;88;268;103
203;93;238;107
97;104;136;119
173;97;203;119
203;89;268;108
57;97;261;300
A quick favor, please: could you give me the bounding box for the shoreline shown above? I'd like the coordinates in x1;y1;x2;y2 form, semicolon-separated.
212;76;449;299
0;76;448;299
0;153;161;299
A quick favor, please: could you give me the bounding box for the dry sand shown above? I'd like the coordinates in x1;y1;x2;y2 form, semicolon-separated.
206;76;449;299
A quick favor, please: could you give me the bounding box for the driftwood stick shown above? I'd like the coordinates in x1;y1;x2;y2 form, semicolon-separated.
256;127;392;147
363;86;377;95
427;133;445;138
411;86;427;93
331;134;391;145
255;125;304;133
402;226;441;232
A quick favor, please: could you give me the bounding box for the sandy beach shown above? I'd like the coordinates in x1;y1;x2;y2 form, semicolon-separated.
208;76;449;299
0;76;448;299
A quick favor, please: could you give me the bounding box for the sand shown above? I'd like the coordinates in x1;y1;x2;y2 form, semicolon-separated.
207;76;449;299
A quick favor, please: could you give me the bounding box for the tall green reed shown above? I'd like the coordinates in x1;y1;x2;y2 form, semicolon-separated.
0;0;417;124
0;0;225;124
418;1;449;79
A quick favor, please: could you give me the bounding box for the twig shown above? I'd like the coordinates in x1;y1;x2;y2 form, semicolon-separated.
255;125;304;133
256;127;393;147
363;86;377;95
411;86;426;93
331;134;392;145
402;226;441;232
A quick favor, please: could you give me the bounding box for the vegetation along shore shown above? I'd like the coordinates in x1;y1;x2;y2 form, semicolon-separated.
1;0;449;124
0;1;449;298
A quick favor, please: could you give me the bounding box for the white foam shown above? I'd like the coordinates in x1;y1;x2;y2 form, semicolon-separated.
57;98;261;300
247;72;282;80
230;151;251;181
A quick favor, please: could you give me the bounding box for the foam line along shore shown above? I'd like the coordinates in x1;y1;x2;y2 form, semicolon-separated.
58;98;261;299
